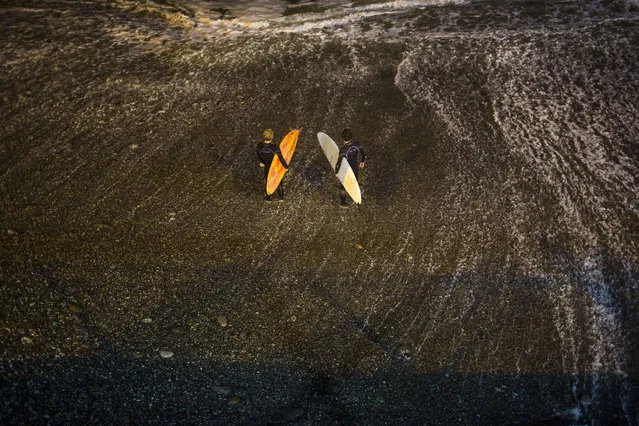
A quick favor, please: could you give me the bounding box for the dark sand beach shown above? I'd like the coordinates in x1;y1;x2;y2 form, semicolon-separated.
1;0;638;424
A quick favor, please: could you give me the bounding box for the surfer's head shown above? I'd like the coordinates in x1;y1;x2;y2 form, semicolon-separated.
263;128;274;142
342;128;352;143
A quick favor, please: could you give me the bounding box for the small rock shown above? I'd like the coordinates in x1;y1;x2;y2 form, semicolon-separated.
213;385;231;395
217;315;228;327
227;395;241;405
354;243;363;249
21;336;33;345
159;350;174;358
141;317;153;324
172;326;186;335
280;407;303;420
289;315;297;322
396;344;411;359
130;144;139;150
7;229;17;236
579;393;593;405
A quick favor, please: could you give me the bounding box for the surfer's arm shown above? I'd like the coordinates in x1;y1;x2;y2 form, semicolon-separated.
335;152;346;174
359;145;366;164
276;150;289;169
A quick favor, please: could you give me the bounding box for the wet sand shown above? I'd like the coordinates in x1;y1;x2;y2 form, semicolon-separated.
1;1;638;424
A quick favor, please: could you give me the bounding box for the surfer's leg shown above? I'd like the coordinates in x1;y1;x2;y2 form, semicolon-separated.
264;168;272;201
277;183;284;200
339;185;347;205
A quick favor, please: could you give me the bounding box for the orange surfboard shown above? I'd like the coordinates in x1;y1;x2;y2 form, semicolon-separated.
266;129;299;195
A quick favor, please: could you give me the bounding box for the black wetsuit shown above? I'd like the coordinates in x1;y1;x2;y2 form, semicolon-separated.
335;141;366;205
257;141;289;200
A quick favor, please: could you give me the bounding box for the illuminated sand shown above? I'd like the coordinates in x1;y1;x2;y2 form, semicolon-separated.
1;1;637;424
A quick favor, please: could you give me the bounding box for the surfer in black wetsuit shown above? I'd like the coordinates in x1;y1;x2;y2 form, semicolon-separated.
257;128;288;201
335;128;366;206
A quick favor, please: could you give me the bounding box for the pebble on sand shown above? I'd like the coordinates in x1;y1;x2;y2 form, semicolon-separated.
159;350;174;358
579;393;593;405
280;407;304;420
141;317;153;324
217;315;228;327
396;344;411;359
21;336;33;345
213;385;231;395
227;395;241;405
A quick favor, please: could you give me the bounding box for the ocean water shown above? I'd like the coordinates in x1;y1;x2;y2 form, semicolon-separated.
123;0;639;38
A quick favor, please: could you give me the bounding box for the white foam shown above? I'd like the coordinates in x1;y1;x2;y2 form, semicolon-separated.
166;0;470;39
489;30;639;260
193;0;467;22
581;256;626;375
562;405;582;420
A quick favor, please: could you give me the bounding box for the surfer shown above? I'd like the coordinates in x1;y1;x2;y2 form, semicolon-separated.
335;128;366;206
257;128;288;201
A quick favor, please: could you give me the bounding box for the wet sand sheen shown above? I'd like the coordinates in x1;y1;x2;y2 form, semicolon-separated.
1;0;637;424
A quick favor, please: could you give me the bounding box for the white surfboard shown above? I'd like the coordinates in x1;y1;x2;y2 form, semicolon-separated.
317;132;362;204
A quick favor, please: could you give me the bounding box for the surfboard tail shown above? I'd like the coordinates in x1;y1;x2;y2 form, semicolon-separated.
338;158;362;204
